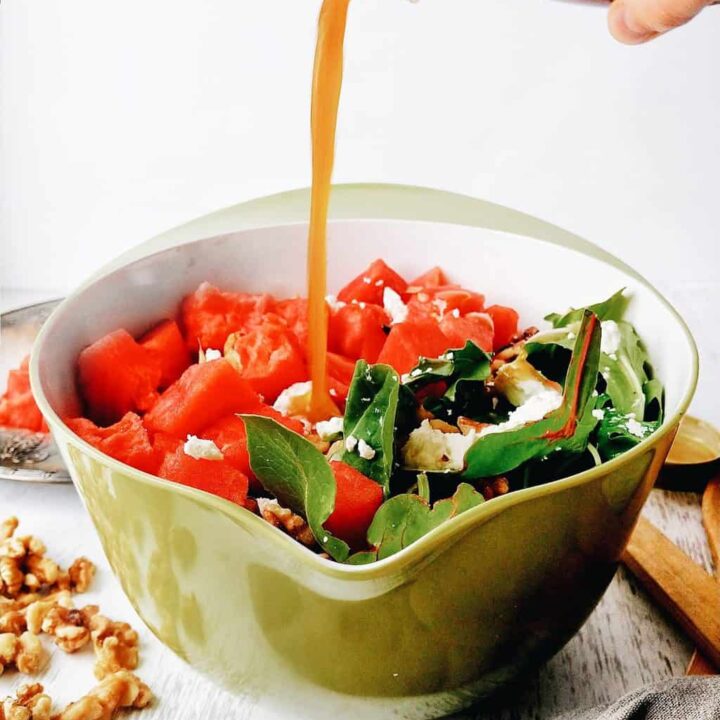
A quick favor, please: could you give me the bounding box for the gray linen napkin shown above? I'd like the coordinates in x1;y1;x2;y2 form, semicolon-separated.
553;678;720;720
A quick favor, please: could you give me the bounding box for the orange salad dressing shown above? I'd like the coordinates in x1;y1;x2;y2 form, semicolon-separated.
306;0;350;421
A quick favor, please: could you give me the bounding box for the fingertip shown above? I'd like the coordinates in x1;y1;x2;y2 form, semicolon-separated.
608;1;660;44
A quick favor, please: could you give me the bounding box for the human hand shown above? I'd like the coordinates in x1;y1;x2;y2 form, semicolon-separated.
608;0;714;43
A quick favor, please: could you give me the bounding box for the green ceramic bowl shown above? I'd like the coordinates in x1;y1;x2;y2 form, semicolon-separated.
30;186;697;719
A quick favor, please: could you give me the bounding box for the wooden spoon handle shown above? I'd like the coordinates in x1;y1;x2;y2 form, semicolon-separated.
703;477;720;569
622;516;720;670
687;476;720;675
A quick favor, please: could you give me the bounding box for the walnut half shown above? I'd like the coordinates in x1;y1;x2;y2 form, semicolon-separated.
54;671;152;720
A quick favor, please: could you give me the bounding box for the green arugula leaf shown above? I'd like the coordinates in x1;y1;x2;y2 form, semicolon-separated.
341;362;400;493
346;483;485;563
242;415;350;562
545;289;628;328
463;310;602;478
404;341;491;402
596;406;660;461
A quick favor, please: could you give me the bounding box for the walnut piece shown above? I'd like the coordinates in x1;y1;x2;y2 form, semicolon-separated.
89;615;139;680
15;632;45;675
0;558;24;598
0;632;45;676
66;559;94;594
54;671;152;720
0;519;95;600
41;605;97;653
478;476;510;501
0;682;53;720
25;592;73;635
0;609;27;635
0;518;18;543
256;498;315;546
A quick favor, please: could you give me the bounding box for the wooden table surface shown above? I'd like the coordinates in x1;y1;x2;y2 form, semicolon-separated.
1;283;717;719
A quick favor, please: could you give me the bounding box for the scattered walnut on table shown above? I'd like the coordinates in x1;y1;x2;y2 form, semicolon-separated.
54;670;152;720
65;559;95;595
0;518;152;715
0;682;53;720
41;605;98;653
0;558;24;598
0;609;27;635
0;631;46;676
256;498;316;547
24;592;73;635
0;518;19;543
0;519;95;600
89;615;139;680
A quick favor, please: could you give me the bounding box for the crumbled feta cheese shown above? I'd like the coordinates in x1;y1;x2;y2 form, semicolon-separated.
316;416;344;441
402;420;477;472
345;435;358;452
608;353;618;361
362;276;372;284
256;497;280;515
273;381;312;417
183;435;224;461
513;378;556;405
601;320;622;355
374;279;384;287
480;390;563;437
357;439;376;460
401;373;411;383
204;348;222;361
592;409;605;421
567;331;576;340
325;295;346;312
626;417;648;438
383;287;408;325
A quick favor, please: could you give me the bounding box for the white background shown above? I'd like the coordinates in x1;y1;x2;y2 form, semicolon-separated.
1;0;719;418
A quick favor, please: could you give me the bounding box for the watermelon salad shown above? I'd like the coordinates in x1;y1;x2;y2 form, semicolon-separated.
2;260;664;563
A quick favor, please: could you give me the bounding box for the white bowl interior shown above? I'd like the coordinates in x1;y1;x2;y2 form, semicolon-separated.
37;219;695;426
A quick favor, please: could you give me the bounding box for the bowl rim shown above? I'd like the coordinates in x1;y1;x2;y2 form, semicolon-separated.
30;186;699;580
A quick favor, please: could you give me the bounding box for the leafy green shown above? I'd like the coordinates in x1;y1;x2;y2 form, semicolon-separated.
643;378;665;422
463;310;602;478
404;341;492;401
531;291;663;422
242;415;349;562
402;341;493;422
596;406;660;461
341;362;400;493
545;289;628;328
346;483;485;563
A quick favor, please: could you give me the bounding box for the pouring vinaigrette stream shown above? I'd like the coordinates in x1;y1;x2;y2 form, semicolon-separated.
306;0;350;421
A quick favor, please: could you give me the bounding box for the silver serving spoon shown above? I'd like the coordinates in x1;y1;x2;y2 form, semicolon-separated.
0;299;70;483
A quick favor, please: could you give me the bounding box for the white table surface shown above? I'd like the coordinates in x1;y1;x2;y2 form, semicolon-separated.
0;282;718;719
